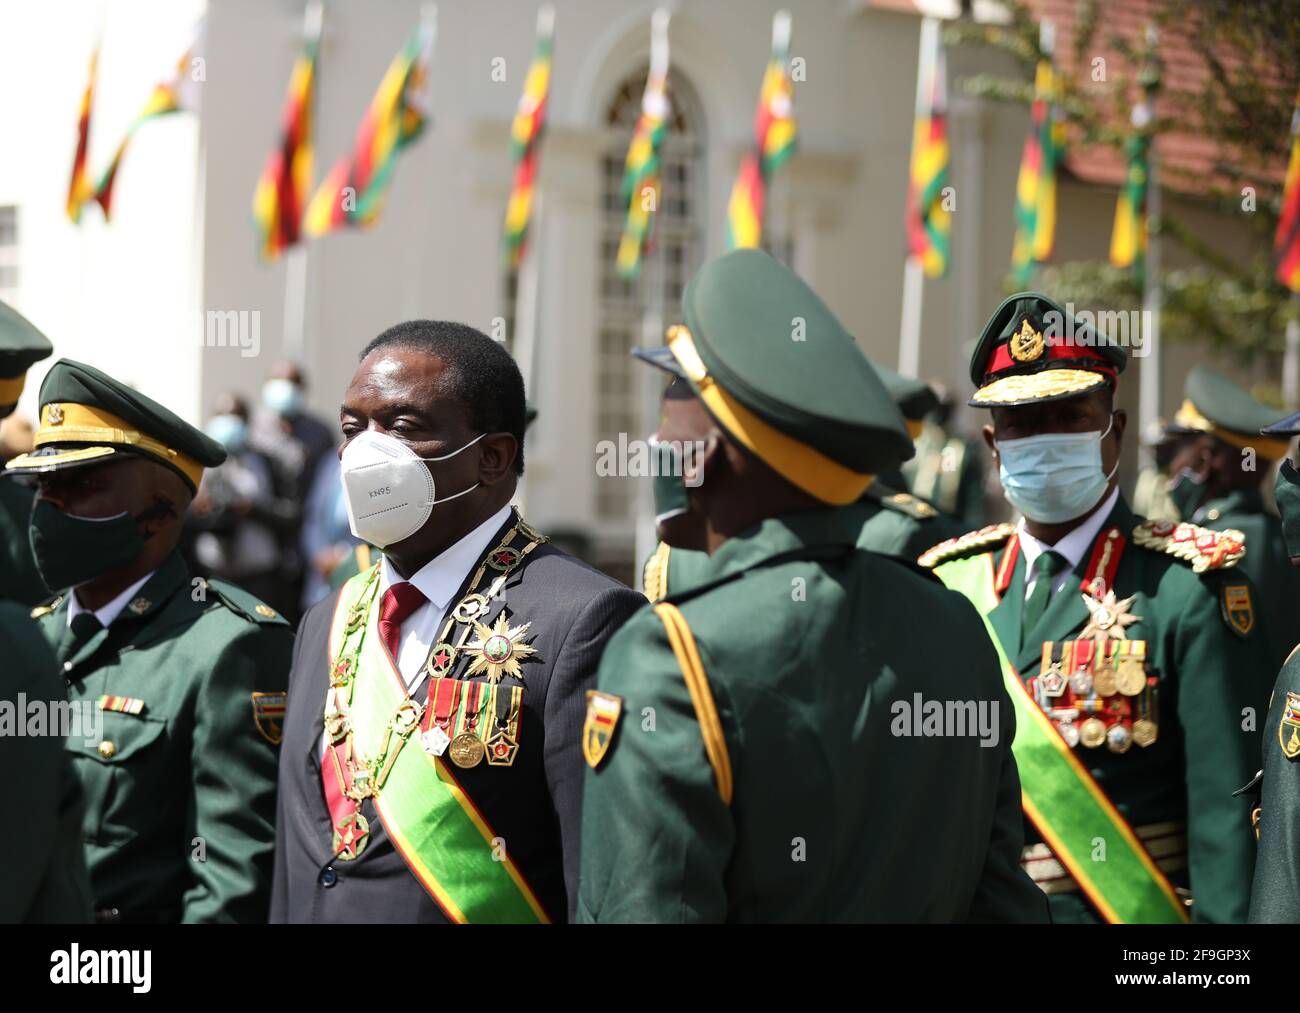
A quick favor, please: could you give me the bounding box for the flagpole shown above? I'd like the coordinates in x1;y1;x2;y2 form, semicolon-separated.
282;0;322;366
634;8;671;577
898;16;937;378
1138;26;1161;471
513;188;543;513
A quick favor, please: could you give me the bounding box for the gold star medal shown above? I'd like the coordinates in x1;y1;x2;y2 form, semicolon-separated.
464;612;537;684
1079;588;1141;643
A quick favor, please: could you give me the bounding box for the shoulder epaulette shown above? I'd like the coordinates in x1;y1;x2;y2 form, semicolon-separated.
917;523;1016;570
29;595;64;620
877;488;940;521
1131;519;1246;573
642;541;671;603
207;579;291;626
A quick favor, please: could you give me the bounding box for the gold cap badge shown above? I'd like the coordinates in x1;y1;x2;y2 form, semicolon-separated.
1009;319;1045;363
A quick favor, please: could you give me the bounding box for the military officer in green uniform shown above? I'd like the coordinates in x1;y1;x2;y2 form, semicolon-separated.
0;306;91;922
1161;365;1299;670
0;298;53;607
641;362;962;601
903;385;989;530
4;359;291;923
578;249;1048;922
2;602;93;922
920;293;1271;923
1248;410;1300;921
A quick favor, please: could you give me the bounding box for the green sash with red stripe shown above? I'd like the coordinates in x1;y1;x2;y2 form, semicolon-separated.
329;569;549;924
933;552;1188;924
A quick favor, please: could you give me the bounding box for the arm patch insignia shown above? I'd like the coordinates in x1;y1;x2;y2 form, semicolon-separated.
252;692;287;745
1280;692;1300;760
583;691;623;769
1221;583;1255;638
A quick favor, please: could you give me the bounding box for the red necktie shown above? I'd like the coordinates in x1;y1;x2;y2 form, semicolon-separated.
377;581;427;661
321;579;426;858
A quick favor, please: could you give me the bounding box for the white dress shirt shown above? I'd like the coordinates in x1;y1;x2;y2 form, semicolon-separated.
317;505;513;763
1016;485;1119;601
66;571;156;629
379;503;513;694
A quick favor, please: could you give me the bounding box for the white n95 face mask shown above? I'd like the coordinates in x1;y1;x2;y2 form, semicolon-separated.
339;430;485;547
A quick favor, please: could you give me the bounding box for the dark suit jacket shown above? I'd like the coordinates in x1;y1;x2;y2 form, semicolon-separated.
270;518;645;923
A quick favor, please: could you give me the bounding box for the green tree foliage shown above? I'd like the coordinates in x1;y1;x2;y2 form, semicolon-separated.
949;0;1300;367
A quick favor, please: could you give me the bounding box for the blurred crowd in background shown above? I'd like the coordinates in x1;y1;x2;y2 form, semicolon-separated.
0;360;353;624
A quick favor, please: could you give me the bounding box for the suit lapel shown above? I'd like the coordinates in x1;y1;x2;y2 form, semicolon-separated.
988;546;1025;663
65;553;190;672
1014;497;1135;674
1016;557;1091;673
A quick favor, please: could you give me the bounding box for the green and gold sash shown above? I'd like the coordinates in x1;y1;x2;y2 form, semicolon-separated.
327;568;549;924
934;552;1188;924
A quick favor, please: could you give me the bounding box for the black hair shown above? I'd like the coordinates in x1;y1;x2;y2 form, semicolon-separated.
361;320;527;475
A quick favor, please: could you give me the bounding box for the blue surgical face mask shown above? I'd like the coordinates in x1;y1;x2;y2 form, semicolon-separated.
206;413;248;453
996;415;1118;524
262;378;304;416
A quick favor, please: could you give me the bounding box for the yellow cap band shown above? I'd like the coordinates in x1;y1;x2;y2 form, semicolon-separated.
1175;399;1291;462
31;401;205;488
0;373;25;406
667;325;874;505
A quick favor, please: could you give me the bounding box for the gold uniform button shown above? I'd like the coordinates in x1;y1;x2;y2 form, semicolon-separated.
1207;508;1221;521
97;740;116;759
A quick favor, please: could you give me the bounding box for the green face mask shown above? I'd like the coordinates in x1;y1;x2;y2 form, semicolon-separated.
1275;459;1300;559
1167;467;1207;521
28;498;147;592
651;440;691;525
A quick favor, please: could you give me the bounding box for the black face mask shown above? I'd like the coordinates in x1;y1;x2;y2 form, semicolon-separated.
28;498;150;592
1167;467;1207;521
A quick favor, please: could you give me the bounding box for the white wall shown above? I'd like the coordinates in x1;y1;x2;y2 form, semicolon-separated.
0;0;206;424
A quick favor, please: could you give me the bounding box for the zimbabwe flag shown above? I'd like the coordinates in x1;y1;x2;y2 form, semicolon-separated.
1010;56;1066;286
615;66;669;278
904;18;950;278
303;19;433;237
252;8;321;260
1109;129;1150;278
503;7;554;270
66;46;98;223
1276;91;1300;292
93;29;204;220
726;12;797;251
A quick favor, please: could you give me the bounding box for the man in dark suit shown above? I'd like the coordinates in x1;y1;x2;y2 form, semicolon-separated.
271;320;643;923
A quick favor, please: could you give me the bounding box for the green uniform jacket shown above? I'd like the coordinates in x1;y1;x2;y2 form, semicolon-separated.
1193;488;1300;672
0;479;48;606
579;503;1049;922
1248;646;1300;922
930;497;1269;923
1;601;92;922
903;421;987;530
642;481;962;599
33;552;291;922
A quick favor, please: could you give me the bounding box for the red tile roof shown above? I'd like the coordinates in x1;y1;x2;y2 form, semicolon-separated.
867;0;1294;196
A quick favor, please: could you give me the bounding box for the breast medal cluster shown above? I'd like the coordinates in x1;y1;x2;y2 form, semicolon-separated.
320;515;546;860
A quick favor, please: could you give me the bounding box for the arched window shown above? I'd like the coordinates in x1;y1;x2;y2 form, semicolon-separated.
594;67;705;523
